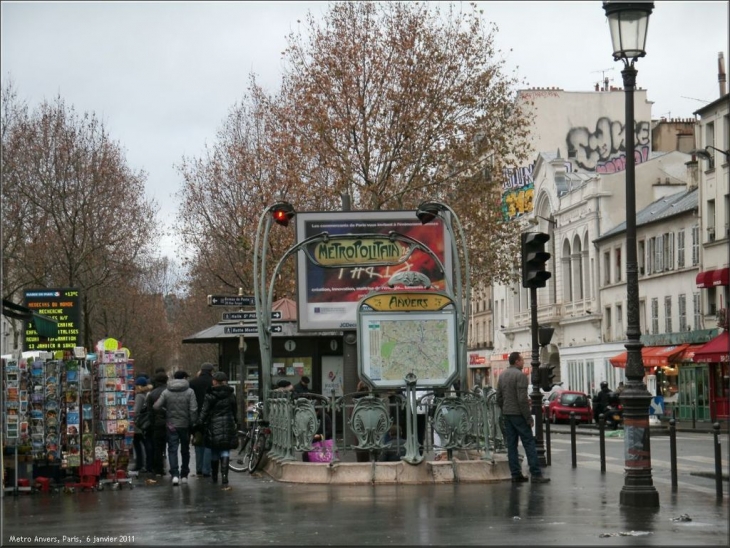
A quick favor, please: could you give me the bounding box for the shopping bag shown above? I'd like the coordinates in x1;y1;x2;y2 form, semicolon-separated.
306;439;337;463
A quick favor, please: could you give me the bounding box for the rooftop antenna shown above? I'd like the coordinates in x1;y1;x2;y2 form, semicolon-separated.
591;67;614;91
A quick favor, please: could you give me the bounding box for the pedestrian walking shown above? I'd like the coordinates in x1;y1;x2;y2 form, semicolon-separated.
132;376;152;472
496;352;549;484
145;373;169;477
189;363;215;477
592;381;612;424
196;372;238;486
153;370;198;485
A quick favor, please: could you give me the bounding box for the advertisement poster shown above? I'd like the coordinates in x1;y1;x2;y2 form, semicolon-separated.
295;211;451;331
321;356;344;398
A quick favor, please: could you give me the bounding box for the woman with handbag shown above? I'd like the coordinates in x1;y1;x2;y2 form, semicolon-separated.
195;372;238;486
303;407;333;462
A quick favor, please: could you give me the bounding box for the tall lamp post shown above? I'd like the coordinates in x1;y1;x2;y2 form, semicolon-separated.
603;0;659;508
416;201;470;390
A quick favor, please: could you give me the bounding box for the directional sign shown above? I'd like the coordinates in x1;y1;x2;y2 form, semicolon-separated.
224;325;283;335
222;311;282;321
649;396;664;416
207;295;255;307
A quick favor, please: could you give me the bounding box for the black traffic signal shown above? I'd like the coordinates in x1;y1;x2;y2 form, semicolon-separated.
521;232;551;288
271;202;295;227
539;363;558;392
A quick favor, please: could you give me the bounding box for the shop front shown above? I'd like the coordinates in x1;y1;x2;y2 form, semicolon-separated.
467;351;489;391
692;331;729;421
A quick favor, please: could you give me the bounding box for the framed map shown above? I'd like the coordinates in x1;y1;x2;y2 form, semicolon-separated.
358;310;457;387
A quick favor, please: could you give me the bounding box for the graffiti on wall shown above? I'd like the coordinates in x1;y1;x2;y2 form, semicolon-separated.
501;164;534;220
566;116;651;172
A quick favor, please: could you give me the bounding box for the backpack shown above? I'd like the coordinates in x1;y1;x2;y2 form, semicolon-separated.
135;399;152;434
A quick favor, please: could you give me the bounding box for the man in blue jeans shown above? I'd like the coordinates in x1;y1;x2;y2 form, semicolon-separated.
496;352;550;484
153;370;198;485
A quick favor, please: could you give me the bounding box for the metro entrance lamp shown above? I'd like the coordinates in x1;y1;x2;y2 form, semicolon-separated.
603;0;659;508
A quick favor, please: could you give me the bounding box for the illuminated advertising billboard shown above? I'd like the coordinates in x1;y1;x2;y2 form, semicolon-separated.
23;288;81;352
295;211;452;331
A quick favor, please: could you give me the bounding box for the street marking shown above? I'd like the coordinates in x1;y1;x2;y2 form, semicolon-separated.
677;455;729;466
580;460;726;497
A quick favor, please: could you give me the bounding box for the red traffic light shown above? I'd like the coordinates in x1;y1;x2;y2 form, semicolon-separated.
270;202;295;227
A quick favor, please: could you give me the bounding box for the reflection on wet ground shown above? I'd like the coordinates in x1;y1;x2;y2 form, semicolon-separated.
3;461;728;546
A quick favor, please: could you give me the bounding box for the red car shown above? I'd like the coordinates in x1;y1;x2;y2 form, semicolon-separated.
543;390;592;424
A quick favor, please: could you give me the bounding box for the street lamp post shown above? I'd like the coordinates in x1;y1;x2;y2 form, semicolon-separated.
416;201;470;390
603;0;659;508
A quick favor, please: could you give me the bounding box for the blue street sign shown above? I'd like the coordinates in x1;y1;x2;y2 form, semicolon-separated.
649;396;664;416
224;325;283;335
207;295;255;307
222;311;282;321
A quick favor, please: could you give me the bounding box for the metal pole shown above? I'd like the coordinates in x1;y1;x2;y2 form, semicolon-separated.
529;286;546;466
618;63;659;508
599;414;606;474
544;412;551;466
713;422;723;499
570;411;577;468
669;418;678;490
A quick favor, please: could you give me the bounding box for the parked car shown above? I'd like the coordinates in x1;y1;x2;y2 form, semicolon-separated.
543;390;592;424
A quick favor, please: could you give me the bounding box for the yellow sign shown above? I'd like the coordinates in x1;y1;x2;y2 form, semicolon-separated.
312;237;410;267
362;292;453;312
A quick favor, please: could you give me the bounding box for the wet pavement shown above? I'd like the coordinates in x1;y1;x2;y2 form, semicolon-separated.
2;448;728;547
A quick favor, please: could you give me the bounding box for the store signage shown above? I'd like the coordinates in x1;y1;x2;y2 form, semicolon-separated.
23;288;81;352
469;354;487;365
224;325;283;335
222;311;282;321
362;291;453;312
207;295;255;307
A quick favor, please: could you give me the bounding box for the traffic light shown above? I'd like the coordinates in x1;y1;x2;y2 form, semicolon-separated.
271;202;295;227
539;363;558;392
521;232;551;288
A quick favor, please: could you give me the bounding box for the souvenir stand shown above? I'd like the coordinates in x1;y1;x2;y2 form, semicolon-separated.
94;338;134;490
2;353;38;495
65;351;98;491
2;351;69;495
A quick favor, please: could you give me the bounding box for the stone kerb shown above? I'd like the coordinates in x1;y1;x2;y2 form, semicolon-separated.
263;454;511;485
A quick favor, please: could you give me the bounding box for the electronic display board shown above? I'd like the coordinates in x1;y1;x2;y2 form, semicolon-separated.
23;288;81;352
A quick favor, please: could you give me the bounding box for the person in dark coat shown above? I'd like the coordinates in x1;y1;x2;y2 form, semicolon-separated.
189;363;215;477
145;373;169;477
196;372;238;485
293;376;311;395
593;381;612;424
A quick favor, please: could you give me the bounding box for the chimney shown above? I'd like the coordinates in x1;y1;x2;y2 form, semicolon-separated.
719;52;727;97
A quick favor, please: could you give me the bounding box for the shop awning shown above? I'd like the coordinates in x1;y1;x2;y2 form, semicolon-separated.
675;344;707;362
609;344;689;369
692;332;729;363
696;267;729;288
1;298;58;338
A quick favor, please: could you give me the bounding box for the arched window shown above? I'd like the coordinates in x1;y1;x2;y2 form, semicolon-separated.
573;235;583;301
583;232;591;301
562;239;573;302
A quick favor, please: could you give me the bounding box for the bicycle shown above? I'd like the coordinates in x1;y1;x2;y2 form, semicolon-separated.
229;403;271;473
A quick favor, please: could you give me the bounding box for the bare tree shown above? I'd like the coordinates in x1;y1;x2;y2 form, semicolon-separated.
1;83;160;349
270;1;531;285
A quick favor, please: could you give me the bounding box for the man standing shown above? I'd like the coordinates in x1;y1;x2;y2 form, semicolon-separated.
496;352;549;484
293;376;311;395
153;370;197;485
189;363;215;477
145;373;169;477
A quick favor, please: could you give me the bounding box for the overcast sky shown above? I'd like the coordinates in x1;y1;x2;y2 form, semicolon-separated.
2;1;728;260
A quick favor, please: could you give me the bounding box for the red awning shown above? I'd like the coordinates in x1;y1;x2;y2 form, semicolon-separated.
693;332;729;363
696;268;729;288
609;345;689;369
675;344;707;362
710;268;729;287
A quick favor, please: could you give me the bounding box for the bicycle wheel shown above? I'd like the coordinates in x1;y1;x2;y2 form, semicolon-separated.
247;432;267;473
229;431;251;473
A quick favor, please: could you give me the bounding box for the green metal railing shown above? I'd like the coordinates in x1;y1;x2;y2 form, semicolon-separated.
263;386;506;464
